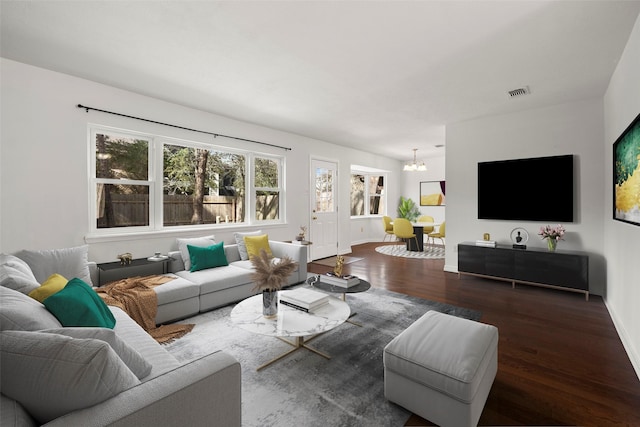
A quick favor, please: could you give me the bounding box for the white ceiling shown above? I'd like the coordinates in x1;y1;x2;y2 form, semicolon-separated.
2;1;639;162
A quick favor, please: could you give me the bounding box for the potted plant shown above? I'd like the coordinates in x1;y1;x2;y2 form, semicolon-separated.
397;196;421;222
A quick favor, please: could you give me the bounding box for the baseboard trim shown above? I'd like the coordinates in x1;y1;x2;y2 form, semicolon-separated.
603;297;640;381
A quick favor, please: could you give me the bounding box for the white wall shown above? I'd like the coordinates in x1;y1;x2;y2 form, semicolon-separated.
0;59;402;262
603;14;640;378
446;98;606;294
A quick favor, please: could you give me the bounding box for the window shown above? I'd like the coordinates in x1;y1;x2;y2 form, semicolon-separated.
254;156;282;221
350;172;386;216
163;143;246;226
90;126;284;234
94;131;152;229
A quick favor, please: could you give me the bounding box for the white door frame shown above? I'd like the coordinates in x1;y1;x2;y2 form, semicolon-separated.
309;157;339;261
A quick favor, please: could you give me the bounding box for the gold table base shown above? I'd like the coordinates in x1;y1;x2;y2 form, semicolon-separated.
256;333;330;371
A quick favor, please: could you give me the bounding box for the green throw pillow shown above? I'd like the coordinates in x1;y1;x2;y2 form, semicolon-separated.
188;242;228;272
43;278;116;328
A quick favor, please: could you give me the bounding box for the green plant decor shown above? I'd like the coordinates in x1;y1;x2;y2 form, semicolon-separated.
397;197;421;222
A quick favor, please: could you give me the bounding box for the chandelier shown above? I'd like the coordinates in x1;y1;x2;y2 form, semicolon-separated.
403;148;427;172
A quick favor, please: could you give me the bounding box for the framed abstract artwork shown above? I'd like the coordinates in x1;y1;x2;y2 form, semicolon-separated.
613;112;640;226
420;181;446;206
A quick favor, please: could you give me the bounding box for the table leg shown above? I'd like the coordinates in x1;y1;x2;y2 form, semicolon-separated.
340;293;362;327
256;335;331;371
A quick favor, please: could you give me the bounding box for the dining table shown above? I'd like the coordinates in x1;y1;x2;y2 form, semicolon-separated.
407;221;440;252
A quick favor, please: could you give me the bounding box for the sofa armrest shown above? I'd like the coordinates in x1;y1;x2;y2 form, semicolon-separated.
88;261;98;287
269;240;308;284
44;351;241;427
167;250;185;273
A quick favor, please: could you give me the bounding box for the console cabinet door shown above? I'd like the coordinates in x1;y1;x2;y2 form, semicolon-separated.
513;251;588;291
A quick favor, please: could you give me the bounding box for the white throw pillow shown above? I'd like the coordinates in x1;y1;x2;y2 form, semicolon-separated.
0;287;61;331
176;235;215;271
0;330;140;424
40;327;152;380
16;245;93;286
233;230;263;261
0;254;40;294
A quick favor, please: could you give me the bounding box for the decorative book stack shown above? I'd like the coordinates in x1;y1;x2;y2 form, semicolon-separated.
279;288;329;313
475;239;497;248
322;272;360;288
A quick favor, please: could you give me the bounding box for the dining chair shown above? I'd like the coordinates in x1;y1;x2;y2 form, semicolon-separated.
382;216;395;242
393;218;419;250
417;215;435;234
427;221;446;247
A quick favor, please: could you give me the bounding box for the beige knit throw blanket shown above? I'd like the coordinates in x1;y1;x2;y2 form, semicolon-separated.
97;275;194;344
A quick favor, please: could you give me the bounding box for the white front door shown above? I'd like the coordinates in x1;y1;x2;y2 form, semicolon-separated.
309;159;338;260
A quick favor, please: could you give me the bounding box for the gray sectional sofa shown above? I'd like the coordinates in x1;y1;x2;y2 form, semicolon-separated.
133;239;308;324
0;238;307;426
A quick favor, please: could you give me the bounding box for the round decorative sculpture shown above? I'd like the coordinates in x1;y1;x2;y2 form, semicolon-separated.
510;227;529;248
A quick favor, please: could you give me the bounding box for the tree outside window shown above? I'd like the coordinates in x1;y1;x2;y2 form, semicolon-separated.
163;144;245;225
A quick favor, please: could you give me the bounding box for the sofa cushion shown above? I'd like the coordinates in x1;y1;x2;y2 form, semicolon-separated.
0;287;62;331
154;275;200;305
16;245;93;286
109;306;180;380
28;273;67;303
0;330;140;424
176;235;216;271
243;234;272;259
0;254;40;295
40;327;152;380
188;241;228;272
175;265;254;294
234;230;263;260
0;394;36;427
43;278;116;328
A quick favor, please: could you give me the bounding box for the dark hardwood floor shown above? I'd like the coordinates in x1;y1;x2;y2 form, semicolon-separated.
308;242;640;427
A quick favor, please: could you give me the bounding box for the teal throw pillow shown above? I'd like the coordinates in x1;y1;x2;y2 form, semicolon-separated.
188;242;228;272
43;278;116;328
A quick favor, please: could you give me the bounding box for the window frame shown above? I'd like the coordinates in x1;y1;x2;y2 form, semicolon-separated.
88;125;286;237
252;154;285;224
350;169;387;218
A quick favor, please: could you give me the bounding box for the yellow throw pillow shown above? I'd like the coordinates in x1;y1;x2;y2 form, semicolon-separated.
28;273;68;303
243;235;272;259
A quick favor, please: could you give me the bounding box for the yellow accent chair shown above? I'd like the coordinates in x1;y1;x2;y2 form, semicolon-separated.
382;216;395;242
417;215;435;234
393;218;419;250
427;221;446;247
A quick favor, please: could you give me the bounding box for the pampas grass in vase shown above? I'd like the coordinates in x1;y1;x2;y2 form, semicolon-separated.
250;249;297;318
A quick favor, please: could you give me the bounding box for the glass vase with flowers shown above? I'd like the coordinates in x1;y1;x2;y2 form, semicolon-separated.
538;224;566;252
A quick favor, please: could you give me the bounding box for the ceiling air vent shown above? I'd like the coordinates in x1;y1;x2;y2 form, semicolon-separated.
508;86;530;98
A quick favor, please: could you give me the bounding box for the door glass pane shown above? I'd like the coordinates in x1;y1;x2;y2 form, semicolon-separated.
315;167;334;212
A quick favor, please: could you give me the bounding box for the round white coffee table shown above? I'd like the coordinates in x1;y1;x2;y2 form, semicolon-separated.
230;289;350;371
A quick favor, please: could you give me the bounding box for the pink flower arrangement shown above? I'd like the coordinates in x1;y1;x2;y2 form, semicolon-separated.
538;224;566;241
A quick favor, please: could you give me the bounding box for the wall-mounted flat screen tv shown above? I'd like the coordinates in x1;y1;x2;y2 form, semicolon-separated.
478;154;574;222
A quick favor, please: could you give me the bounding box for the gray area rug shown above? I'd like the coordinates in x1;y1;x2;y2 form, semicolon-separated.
375;244;445;259
164;286;481;427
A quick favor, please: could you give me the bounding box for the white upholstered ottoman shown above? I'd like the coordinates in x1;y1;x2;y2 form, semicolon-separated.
383;310;498;427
